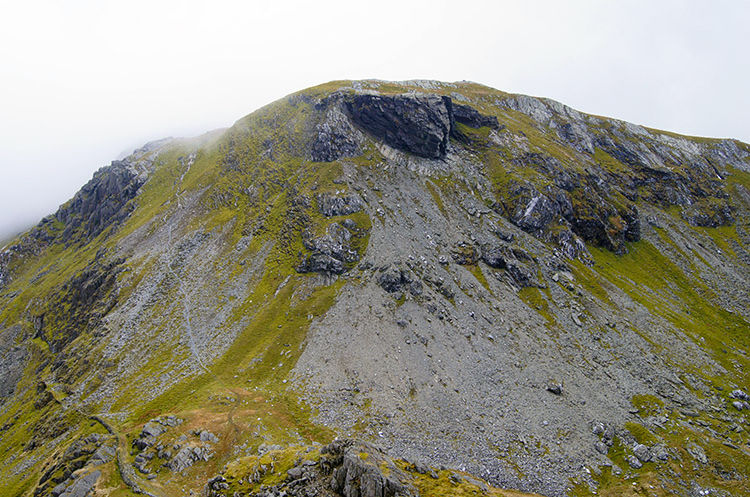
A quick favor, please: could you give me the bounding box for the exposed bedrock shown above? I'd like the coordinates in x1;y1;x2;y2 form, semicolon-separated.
344;93;454;159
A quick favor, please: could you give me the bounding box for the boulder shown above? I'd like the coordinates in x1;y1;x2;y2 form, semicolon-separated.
141;422;166;438
633;443;651;462
506;260;538;288
199;430;219;443
731;389;750;401
686;443;708;464
451;243;479;265
627;455;643;469
513;194;559;233
377;266;422;296
546;382;563;395
328;441;414;497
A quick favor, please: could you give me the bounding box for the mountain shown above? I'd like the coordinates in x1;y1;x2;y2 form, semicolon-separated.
1;79;749;497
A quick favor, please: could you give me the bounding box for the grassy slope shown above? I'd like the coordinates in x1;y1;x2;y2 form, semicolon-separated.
1;80;749;496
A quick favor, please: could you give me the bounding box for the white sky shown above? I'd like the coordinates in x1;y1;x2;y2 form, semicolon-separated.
1;0;748;238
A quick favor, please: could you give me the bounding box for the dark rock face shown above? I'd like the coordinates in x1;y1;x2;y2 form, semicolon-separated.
317;194;363;217
510;192;560;233
0;161;142;289
452;103;500;129
345;93;453;158
55;161;143;242
480;245;508;269
35;253;124;354
506;260;538;288
0;345;26;400
499;169;641;255
298;223;359;275
0;250;10;288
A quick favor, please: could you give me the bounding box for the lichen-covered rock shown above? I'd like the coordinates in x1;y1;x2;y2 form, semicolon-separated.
298;223;359;275
54;470;101;497
33;435;114;497
450;243;479;265
33;253;124;354
312;101;361;162
317;193;363;217
204;440;416;497
165;445;213;472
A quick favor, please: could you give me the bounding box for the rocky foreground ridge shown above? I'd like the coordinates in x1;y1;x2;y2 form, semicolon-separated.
1;80;749;497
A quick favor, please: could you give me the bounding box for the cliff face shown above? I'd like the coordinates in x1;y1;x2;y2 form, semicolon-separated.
1;80;749;497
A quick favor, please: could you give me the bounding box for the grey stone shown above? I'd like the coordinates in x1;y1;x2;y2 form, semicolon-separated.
633;443;651;462
686;443;708;464
731;389;750;401
59;470;101;497
626;455;643;469
141;422;166;438
546;382;563;395
317;194;363;217
287;466;304;479
199;430;219;443
298;223;358;275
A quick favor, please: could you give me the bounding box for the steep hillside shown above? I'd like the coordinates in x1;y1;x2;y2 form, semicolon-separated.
1;79;749;497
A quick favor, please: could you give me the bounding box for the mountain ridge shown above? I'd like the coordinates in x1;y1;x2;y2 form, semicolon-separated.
1;79;749;497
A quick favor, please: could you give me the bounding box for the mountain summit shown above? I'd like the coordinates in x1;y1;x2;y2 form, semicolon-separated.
1;80;749;497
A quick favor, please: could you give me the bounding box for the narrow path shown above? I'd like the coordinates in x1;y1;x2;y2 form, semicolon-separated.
166;224;210;373
163;153;210;373
90;415;162;497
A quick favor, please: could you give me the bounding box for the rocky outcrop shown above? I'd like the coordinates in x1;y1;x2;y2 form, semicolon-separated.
312;100;361;162
33;434;115;497
35;253;124;354
450;243;480;265
0;325;26;402
452;103;499;129
54;160;144;242
317;194;363;217
298;223;360;275
205;439;416;497
377;265;423;296
345;93;453;158
131;416;217;477
498;167;641;255
52;470;101;497
330;441;414;497
0;160;143;289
